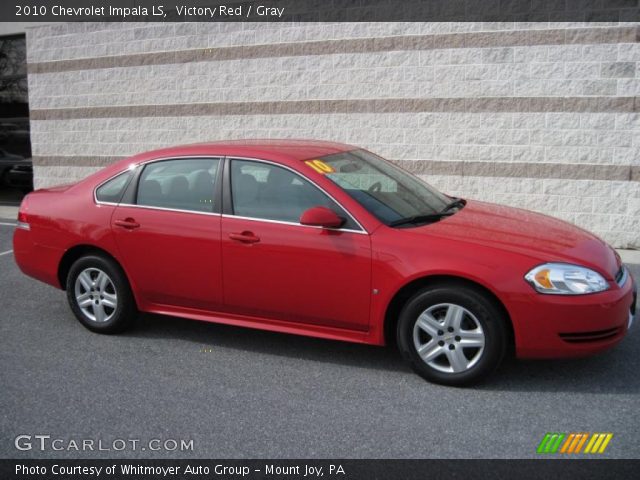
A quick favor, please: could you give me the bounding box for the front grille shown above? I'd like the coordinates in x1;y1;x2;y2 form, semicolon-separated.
559;327;622;343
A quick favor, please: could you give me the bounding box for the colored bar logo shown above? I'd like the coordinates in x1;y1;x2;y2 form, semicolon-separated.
537;433;613;454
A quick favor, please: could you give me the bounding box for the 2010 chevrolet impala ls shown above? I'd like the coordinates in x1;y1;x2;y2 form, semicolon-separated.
14;140;636;385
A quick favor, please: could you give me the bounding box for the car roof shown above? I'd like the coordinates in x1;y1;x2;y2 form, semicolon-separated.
129;139;357;164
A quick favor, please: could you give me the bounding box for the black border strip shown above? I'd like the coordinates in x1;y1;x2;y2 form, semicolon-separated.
2;459;640;480
4;0;640;23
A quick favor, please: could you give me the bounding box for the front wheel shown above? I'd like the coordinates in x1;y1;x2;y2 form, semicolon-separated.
397;285;508;386
66;255;137;334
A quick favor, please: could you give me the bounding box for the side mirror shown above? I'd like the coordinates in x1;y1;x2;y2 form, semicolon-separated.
299;206;345;229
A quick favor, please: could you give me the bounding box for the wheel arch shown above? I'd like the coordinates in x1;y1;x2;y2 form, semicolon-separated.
58;244;125;291
383;274;515;354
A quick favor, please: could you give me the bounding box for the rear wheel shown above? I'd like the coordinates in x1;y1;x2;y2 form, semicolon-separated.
66;255;136;333
397;285;507;386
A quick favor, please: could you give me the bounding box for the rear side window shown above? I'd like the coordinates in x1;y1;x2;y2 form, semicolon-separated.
95;171;133;203
136;158;220;213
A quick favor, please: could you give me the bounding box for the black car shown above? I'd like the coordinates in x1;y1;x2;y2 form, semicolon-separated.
0;149;33;192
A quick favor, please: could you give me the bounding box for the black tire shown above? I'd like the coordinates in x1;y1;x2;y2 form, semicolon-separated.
397;284;508;386
65;254;137;334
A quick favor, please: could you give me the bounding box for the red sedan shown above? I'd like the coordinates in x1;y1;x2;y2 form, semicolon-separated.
13;140;636;385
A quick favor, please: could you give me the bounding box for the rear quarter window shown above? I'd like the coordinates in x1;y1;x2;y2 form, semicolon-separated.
95;171;133;204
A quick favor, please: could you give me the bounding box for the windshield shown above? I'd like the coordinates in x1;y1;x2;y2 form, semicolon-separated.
311;149;452;226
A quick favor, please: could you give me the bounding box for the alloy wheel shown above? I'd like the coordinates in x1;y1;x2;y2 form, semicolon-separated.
412;303;485;373
74;267;118;323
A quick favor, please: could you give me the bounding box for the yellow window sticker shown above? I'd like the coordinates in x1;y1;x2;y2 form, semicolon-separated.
305;159;335;174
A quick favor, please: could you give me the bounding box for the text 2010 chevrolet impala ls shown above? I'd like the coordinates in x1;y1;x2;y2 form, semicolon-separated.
14;140;636;385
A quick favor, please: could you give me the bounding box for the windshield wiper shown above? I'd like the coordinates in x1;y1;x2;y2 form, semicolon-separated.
388;198;466;228
441;198;466;213
388;212;454;227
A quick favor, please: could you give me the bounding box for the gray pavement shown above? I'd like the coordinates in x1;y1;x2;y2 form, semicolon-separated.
0;221;638;459
0;206;17;219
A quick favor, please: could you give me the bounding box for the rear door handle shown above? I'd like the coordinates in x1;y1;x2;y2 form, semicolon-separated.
114;218;140;229
229;231;260;244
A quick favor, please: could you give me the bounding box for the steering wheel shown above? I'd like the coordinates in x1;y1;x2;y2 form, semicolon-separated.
368;181;382;193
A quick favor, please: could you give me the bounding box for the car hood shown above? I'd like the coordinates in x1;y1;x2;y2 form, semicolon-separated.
411;200;621;280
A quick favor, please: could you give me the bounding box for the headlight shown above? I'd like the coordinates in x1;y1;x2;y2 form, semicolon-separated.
524;263;609;295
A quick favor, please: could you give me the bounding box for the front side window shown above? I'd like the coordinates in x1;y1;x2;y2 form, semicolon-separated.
310;150;452;225
95;170;133;203
230;159;359;230
136;158;220;213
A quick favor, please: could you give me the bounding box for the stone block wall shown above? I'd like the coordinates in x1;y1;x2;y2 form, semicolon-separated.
26;22;640;247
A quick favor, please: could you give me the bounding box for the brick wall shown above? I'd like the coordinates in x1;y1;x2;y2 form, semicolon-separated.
26;22;640;247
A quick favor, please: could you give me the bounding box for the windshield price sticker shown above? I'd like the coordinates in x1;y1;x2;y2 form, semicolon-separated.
305;160;335;174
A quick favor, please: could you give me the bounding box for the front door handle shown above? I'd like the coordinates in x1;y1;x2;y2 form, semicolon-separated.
229;231;260;244
114;218;140;229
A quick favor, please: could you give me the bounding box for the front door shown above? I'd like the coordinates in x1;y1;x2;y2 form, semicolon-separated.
221;158;372;332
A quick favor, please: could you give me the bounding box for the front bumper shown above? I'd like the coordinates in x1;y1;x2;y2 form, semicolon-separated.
511;269;635;359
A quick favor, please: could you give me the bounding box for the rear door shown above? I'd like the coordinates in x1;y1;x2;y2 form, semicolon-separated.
220;158;372;332
110;158;223;311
